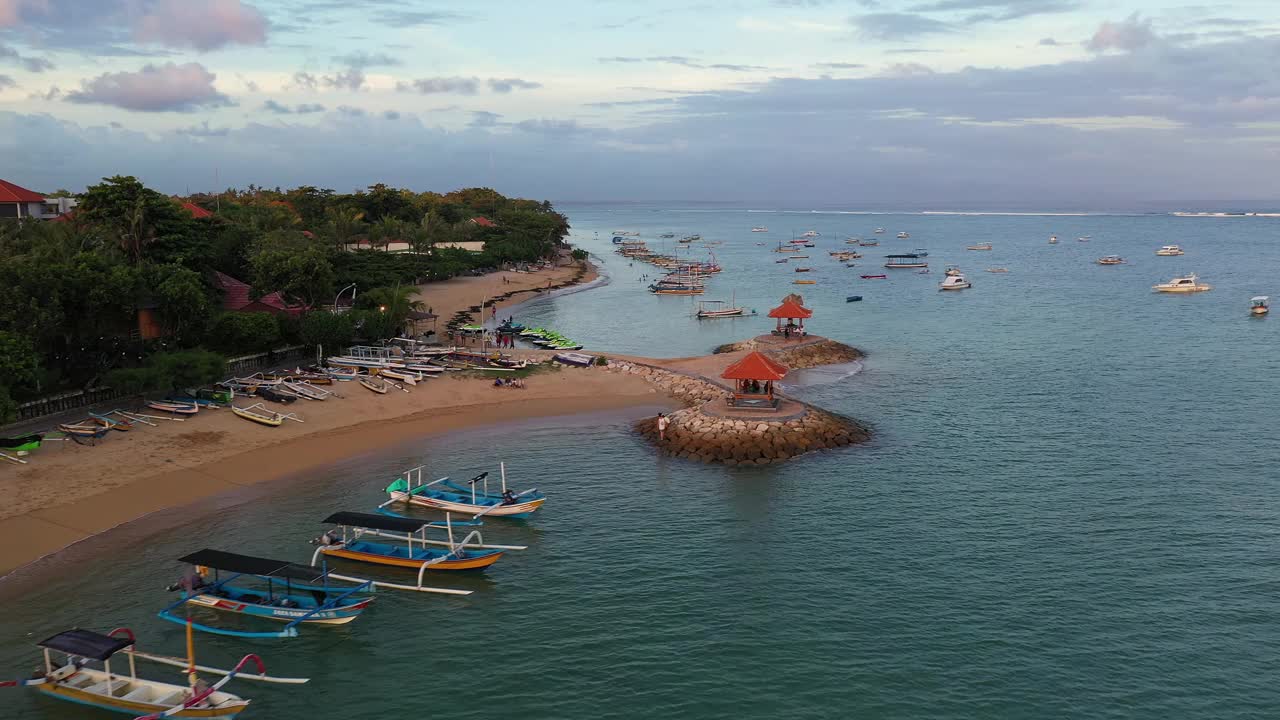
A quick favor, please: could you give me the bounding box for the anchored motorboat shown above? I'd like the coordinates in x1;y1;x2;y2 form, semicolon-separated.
1049;235;1059;244
897;231;910;238
1156;245;1185;256
1097;256;1126;265
1251;296;1270;315
966;242;992;251
1153;273;1211;293
939;273;972;290
751;226;768;232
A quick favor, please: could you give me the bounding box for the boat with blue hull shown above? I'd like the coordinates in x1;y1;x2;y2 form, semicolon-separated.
383;463;546;519
313;512;527;588
157;549;375;639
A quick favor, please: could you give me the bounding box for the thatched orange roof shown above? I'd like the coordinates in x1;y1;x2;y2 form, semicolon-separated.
721;351;789;382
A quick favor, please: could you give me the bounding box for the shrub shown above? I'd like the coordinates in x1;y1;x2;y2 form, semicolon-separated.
209;312;281;354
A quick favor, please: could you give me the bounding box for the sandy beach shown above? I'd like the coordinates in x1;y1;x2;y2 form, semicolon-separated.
0;261;641;581
413;259;599;335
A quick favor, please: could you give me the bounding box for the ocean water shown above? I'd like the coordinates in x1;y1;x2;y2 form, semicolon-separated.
3;207;1279;718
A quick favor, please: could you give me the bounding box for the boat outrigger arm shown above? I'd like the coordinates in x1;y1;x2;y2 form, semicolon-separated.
314;511;525;592
157;550;376;639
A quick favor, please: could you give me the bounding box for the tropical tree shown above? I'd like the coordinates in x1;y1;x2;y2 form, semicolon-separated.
248;230;335;307
356;283;423;339
323;207;366;252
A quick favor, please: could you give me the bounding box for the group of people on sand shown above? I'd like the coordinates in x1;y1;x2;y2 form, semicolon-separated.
494;377;526;389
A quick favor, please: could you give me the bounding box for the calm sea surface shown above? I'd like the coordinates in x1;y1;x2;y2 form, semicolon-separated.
3;207;1279;718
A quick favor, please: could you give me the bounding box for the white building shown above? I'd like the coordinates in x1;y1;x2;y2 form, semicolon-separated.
0;179;77;220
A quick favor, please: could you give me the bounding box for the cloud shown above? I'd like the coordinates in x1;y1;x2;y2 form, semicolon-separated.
291;71;318;91
469;110;502;128
379;10;467;26
262;100;325;114
176;121;229;137
322;67;365;91
514;118;585;136
1038;37;1059;46
382;110;400;120
133;0;268;51
812;62;866;70
487;77;542;93
65;62;232;112
332;51;401;69
396;76;480;94
851;13;954;41
0;43;53;72
1088;13;1156;53
335;105;364;117
0;74;14;89
907;0;1079;23
882;62;935;76
28;85;59;100
598;56;768;72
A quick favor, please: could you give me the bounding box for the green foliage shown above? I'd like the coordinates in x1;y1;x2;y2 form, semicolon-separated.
209;312;281;354
571;248;589;262
0;387;17;424
150;264;214;344
247;230;335;306
78;175;193;263
0;331;39;389
356;284;423;340
105;350;225;392
300;311;356;350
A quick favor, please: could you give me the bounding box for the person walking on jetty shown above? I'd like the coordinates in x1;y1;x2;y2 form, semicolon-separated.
657;413;669;441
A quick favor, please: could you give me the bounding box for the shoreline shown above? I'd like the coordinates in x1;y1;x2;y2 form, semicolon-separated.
0;259;627;583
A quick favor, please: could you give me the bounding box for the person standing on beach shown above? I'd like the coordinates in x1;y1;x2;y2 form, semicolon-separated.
657;413;669;441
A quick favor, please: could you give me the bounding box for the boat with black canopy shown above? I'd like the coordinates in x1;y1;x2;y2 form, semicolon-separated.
156;549;376;639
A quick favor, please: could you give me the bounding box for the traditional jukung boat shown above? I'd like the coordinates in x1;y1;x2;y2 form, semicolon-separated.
0;627;286;717
231;403;301;427
157;550;375;639
383;464;545;519
58;422;110;440
147;400;200;416
359;376;389;394
89;412;133;432
0;433;42;453
314;511;517;578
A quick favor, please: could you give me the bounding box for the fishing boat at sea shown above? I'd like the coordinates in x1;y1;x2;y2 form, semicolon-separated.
966;242;993;251
986;267;1010;273
0;627;294;717
751;226;768;232
940;273;972;290
1049;235;1059;244
157;550;376;639
697;296;753;319
884;254;928;269
314;512;517;578
859;240;878;246
1251;296;1270;315
383;463;546;519
1097;255;1126;265
801;230;819;238
874;227;885;234
861;274;887;280
897;232;910;238
1156;245;1185;256
793;279;816;285
1153;273;1212;293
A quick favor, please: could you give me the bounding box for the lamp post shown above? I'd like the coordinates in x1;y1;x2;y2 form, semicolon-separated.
334;283;357;312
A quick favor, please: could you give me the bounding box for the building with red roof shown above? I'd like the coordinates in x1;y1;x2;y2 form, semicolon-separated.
212;271;305;317
721;350;789;404
0;179;75;220
180;201;212;219
469;216;497;228
767;296;813;335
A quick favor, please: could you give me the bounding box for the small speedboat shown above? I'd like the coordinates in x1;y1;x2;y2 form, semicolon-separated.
1153;273;1211;293
874;228;885;234
751;226;768;232
1096;256;1125;265
966;243;993;251
859;240;878;247
1251;296;1270;315
1156;245;1185;256
939;273;972;290
861;274;887;280
801;230;820;238
1049;235;1059;244
897;232;909;238
986;267;1010;273
846;295;863;303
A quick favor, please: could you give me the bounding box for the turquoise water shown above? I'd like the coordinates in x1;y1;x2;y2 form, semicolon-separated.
3;208;1280;718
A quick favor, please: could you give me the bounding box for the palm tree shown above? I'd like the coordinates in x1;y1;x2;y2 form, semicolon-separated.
324;207;366;252
359;283;425;338
368;217;404;252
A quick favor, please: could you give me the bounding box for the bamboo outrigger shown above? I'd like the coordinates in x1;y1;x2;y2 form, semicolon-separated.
231;403;301;427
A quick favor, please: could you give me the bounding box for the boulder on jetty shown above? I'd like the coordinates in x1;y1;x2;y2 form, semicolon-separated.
634;403;869;465
604;338;871;465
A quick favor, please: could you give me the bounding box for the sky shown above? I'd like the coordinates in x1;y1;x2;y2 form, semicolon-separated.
1;0;1279;208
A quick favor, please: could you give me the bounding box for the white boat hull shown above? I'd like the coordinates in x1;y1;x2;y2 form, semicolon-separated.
389;491;545;516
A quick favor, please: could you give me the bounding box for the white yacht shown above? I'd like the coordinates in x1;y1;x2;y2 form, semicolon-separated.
874;227;885;234
939;273;972;290
1156;245;1185;256
1153;273;1211;293
1049;235;1058;244
801;230;820;238
897;231;910;238
751;226;768;232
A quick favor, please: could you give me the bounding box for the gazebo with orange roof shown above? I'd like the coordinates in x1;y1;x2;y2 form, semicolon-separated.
767;296;813;336
721;350;789;408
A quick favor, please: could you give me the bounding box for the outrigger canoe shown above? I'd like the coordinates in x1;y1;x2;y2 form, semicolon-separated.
2;628;259;717
383;463;545;519
314;512;522;583
157;549;375;639
231;403;300;427
147;400;200;415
